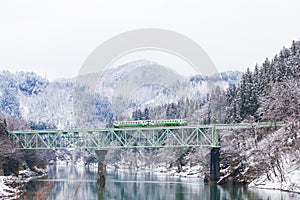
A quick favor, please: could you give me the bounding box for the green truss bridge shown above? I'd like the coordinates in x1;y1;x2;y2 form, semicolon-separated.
8;122;284;183
9;122;283;150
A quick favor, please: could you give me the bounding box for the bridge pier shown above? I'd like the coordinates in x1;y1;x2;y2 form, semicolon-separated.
95;149;108;187
209;147;220;183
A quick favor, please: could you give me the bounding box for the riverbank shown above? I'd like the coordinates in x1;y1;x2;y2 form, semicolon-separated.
248;165;300;193
0;167;47;200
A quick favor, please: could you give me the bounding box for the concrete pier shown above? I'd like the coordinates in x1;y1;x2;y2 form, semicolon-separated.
95;149;108;187
209;147;220;183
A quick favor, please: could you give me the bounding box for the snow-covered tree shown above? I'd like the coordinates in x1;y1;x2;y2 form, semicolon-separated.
226;39;300;122
257;79;300;122
0;71;20;117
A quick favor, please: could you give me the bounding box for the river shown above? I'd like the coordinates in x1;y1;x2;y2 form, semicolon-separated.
21;165;300;200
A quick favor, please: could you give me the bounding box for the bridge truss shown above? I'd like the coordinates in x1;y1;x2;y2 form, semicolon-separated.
9;122;283;150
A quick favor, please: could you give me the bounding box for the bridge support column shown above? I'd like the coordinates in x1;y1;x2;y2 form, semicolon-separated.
209;147;220;183
95;149;108;188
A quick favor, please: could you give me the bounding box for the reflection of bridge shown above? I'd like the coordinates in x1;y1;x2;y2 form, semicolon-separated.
9;122;283;150
8;122;283;183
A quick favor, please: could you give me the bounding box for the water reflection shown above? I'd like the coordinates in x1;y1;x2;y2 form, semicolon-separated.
22;165;99;200
105;171;204;200
22;166;300;200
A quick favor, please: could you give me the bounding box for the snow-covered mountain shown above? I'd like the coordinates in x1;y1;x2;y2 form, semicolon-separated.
0;60;242;129
92;60;242;119
97;60;242;102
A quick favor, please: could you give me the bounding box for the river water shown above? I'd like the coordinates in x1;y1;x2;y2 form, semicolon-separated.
21;165;300;200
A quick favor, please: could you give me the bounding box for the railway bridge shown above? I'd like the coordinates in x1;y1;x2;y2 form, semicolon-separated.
9;122;283;184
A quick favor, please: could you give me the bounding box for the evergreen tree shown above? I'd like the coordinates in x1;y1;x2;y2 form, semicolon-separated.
143;107;150;120
137;109;143;120
225;84;239;123
210;86;226;123
132;109;138;120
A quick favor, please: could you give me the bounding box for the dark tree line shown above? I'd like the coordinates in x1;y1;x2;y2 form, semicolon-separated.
132;107;150;120
131;98;207;122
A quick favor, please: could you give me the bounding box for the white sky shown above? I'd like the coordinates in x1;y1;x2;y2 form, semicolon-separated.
1;0;300;80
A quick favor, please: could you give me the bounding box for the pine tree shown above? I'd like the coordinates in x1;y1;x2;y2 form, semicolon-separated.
210;86;226;123
132;109;138;120
137;109;143;120
225;84;239;123
143;107;150;120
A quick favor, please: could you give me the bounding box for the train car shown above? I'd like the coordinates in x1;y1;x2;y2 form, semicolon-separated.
113;119;187;128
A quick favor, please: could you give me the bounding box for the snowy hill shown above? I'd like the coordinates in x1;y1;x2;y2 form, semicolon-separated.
218;121;300;193
248;122;300;193
0;60;242;129
93;60;242;120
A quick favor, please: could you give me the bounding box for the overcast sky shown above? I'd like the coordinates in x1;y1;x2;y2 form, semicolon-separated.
1;0;300;80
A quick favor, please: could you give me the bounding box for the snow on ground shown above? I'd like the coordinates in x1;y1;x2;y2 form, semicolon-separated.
0;168;47;200
0;176;20;200
249;157;300;193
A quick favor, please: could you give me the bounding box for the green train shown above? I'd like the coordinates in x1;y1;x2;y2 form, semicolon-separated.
113;119;187;128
